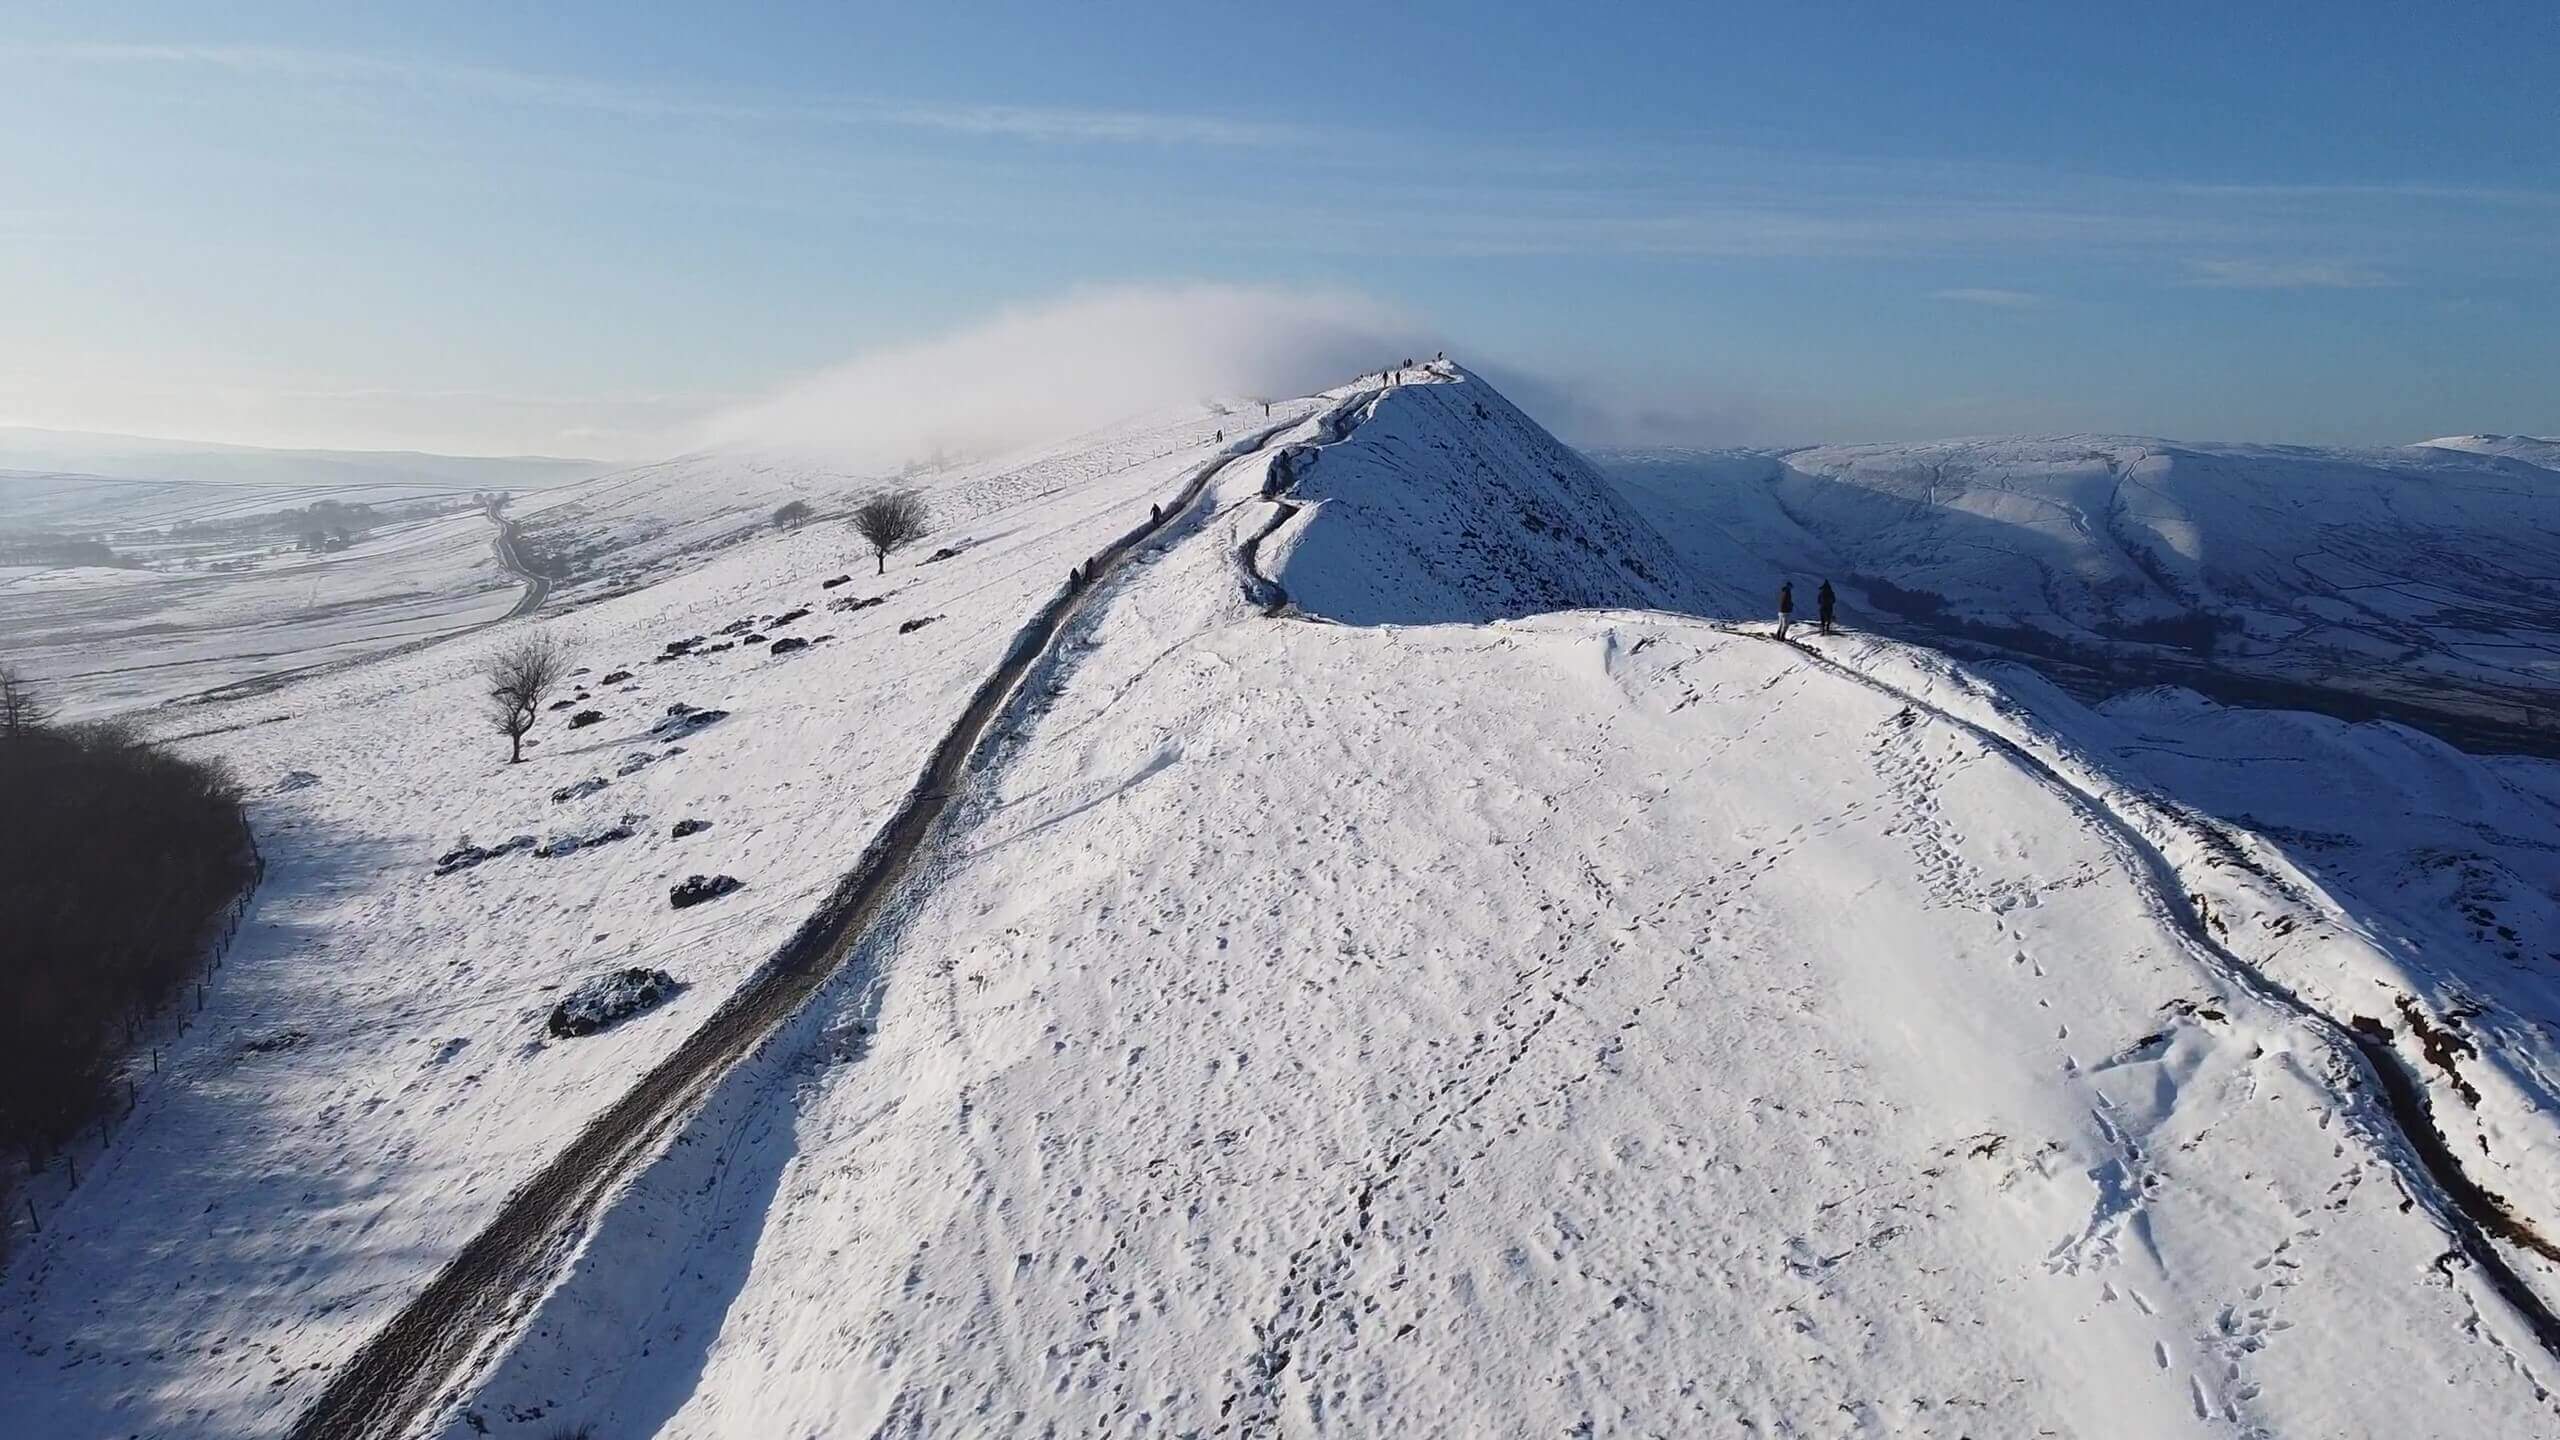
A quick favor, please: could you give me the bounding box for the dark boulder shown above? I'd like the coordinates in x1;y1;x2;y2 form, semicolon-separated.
435;834;537;876
820;574;852;589
670;873;742;909
671;817;711;839
550;776;609;805
600;669;634;684
768;636;810;656
547;968;683;1038
567;709;605;728
535;815;640;859
650;704;729;740
897;615;940;635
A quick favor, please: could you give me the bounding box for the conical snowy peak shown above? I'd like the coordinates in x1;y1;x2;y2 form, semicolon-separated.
1252;367;1745;625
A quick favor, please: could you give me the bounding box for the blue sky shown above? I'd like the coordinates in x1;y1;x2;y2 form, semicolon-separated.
2;1;2553;456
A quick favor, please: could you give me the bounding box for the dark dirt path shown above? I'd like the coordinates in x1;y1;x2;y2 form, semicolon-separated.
287;419;1303;1440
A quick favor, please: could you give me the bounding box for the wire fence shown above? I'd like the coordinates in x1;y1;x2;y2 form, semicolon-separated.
2;819;266;1269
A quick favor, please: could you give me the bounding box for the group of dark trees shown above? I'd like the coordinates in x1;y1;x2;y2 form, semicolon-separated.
0;667;257;1160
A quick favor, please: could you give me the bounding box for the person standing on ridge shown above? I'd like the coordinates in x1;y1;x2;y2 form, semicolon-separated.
1776;580;1794;642
1817;580;1836;635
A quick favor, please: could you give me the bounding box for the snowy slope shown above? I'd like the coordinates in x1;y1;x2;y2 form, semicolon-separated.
1252;368;1721;623
0;397;1313;1438
422;372;2555;1437
2419;433;2560;472
1594;437;2560;752
509;403;1270;601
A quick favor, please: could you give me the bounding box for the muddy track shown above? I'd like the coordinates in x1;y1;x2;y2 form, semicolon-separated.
286;419;1303;1440
1763;631;2560;1360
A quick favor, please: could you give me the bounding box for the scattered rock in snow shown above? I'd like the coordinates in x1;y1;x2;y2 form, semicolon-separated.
547;968;683;1038
897;615;941;635
650;705;729;740
600;669;633;684
272;770;321;792
547;698;577;711
922;545;966;564
820;574;852;588
661;635;703;657
718;618;757;636
828;593;887;613
768;607;811;628
700;641;734;654
435;834;537;876
241;1028;310;1055
550;777;609;805
535;815;641;859
669;873;742;909
567;710;605;729
615;751;664;777
768;636;810;656
741;633;766;645
671;817;711;839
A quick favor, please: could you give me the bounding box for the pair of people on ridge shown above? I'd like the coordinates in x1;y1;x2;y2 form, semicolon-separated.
1776;580;1835;641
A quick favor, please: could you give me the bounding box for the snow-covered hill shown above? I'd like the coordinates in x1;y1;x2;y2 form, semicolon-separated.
2418;433;2560;471
7;370;2558;1438
1597;437;2560;753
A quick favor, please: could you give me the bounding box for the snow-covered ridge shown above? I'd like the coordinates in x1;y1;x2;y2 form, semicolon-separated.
1252;365;1731;624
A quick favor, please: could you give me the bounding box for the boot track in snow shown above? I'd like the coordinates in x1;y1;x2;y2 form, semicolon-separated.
286;418;1303;1440
1762;630;2560;1361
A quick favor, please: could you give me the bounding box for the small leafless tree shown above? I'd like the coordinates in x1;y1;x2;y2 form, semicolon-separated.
485;632;569;764
851;490;929;575
0;664;48;740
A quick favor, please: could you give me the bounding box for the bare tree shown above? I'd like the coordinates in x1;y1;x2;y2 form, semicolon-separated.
485;632;569;764
0;664;48;740
772;499;814;528
851;490;930;575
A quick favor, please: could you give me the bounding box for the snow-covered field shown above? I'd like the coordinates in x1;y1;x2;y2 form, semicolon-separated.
6;370;2558;1437
1597;436;2560;753
0;433;606;717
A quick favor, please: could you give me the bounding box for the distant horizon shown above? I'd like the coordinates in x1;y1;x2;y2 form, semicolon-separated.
5;399;2556;473
5;3;2555;456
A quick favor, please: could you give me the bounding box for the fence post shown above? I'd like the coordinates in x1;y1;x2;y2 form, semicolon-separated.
23;1199;35;1234
65;1152;77;1188
152;1047;159;1074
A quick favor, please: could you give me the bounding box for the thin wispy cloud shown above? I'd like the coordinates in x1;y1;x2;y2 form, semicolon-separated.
3;41;1313;147
2181;258;2397;289
1929;288;2045;308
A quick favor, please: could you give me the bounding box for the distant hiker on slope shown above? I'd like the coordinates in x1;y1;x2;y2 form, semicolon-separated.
1817;580;1836;635
1776;581;1794;641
